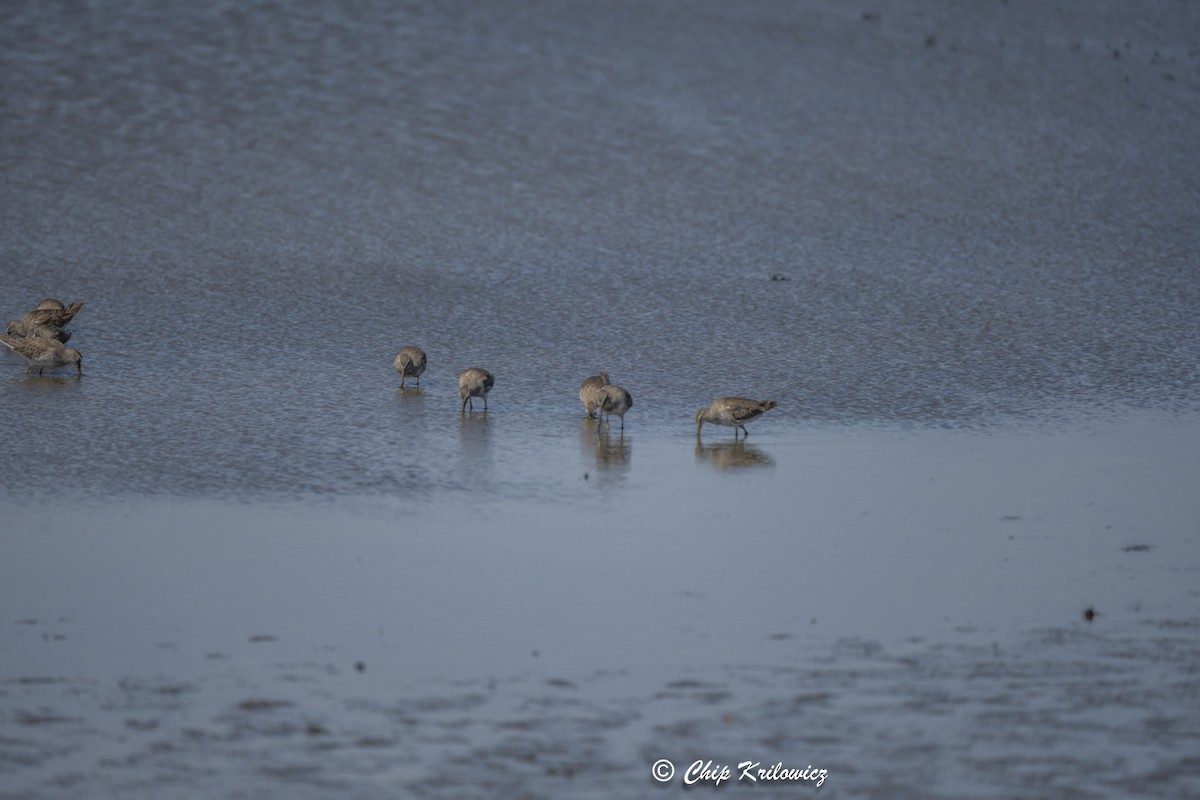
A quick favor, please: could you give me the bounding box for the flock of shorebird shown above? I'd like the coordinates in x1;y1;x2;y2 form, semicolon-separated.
394;345;777;439
2;298;85;376
0;304;776;439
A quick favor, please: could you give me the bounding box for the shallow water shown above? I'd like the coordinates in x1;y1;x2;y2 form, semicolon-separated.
2;0;1199;797
3;419;1199;798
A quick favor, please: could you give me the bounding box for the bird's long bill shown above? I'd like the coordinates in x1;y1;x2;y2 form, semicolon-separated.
695;418;703;436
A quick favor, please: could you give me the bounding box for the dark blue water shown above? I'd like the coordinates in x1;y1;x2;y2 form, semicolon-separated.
2;0;1198;500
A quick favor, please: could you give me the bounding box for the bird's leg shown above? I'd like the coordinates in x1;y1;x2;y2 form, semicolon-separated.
741;425;750;438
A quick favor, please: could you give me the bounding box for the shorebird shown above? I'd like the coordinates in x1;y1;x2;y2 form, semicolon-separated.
598;384;633;431
695;397;777;439
10;321;71;340
458;367;494;412
6;319;33;337
1;335;83;375
6;302;84;337
394;346;427;388
30;302;84;327
578;370;610;418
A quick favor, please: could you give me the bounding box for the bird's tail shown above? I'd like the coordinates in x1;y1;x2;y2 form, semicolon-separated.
57;302;85;324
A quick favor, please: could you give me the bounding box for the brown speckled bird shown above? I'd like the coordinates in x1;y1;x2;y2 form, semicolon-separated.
1;335;83;375
6;301;85;338
578;370;610;418
393;346;427;388
695;397;777;439
24;324;71;343
458;367;494;412
597;384;633;432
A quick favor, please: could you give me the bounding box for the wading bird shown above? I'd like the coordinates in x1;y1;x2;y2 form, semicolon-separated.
458;367;494;412
1;335;83;376
694;397;776;439
578;370;610;418
394;346;427;388
598;384;633;432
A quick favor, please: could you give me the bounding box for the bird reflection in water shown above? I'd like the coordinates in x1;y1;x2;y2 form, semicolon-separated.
595;429;632;469
395;384;426;405
456;410;493;483
15;374;82;390
694;439;775;470
458;410;492;448
579;418;631;477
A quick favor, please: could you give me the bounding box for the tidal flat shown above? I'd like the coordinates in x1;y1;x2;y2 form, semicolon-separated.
3;0;1199;796
2;415;1199;798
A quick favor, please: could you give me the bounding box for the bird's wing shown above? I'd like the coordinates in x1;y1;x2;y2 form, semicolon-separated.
3;336;54;358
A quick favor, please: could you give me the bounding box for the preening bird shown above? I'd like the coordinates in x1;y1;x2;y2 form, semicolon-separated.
597;384;633;432
394;346;427;388
458;367;494;412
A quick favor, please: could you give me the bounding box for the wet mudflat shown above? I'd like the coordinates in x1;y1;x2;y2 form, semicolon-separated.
3;416;1199;798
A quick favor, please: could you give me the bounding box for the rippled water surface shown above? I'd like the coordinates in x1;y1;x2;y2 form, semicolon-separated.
2;0;1199;797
